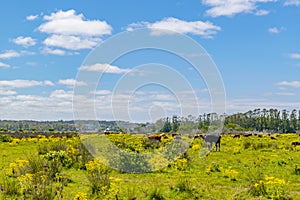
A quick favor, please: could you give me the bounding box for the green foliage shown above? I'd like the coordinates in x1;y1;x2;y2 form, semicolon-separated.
160;117;172;133
0;134;12;142
147;188;165;200
294;165;300;175
171;178;193;194
85;159;111;196
0;175;20;197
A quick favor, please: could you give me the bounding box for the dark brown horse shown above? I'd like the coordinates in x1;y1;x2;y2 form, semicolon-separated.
148;135;162;141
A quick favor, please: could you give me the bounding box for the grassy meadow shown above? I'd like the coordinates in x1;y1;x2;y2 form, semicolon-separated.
1;133;300;199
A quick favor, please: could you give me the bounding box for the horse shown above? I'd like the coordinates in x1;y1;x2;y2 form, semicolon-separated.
292;142;300;146
201;135;221;152
148;135;162;141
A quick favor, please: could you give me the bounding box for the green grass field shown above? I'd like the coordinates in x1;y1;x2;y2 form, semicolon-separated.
1;133;300;199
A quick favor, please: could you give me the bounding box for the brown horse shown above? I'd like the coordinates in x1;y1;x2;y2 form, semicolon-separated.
148;135;162;141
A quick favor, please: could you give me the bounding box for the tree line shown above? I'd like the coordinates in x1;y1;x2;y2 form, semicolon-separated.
1;108;300;133
160;108;300;133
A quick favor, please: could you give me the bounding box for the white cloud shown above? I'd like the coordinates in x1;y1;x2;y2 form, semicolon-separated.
44;80;55;86
0;62;10;68
268;27;286;34
12;36;36;48
26;15;38;21
79;63;131;74
43;34;100;50
0;50;21;59
58;79;87;87
202;0;276;17
39;9;112;51
284;0;300;6
226;98;300;114
0;91;74;120
127;17;221;38
39;9;112;36
0;89;16;96
41;47;66;56
255;9;269;16
0;80;54;89
93;90;112;95
274;92;296;96
289;53;300;59
268;27;279;33
276;81;300;88
264;92;296;96
50;90;73;99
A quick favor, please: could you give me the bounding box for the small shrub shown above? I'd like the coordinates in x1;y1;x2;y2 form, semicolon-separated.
222;167;239;181
147;188;165;200
44;150;72;168
171;179;193;194
243;141;251;149
295;165;300;175
0;134;13;142
74;192;88;200
206;162;221;174
249;175;290;199
18;171;66;200
0;175;19;197
86;159;111;196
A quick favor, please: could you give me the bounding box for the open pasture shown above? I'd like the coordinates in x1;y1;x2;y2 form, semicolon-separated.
1;133;300;199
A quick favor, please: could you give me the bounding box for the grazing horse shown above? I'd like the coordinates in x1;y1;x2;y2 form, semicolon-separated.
233;134;240;138
202;135;221;152
148;135;162;141
194;134;204;139
292;142;300;146
243;133;252;137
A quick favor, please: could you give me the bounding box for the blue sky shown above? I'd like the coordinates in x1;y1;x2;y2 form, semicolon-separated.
0;0;300;121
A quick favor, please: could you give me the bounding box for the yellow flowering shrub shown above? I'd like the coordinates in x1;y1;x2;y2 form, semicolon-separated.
191;144;200;151
148;153;169;171
251;175;287;199
9;159;29;176
73;192;88;200
222;167;239;181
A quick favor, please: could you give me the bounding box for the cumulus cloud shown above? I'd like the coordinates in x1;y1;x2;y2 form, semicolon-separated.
41;47;66;56
284;0;300;6
0;80;54;89
0;62;10;68
127;17;221;38
39;9;112;36
12;36;36;47
50;90;74;99
79;63;131;74
93;90;112;95
255;9;269;16
202;0;276;17
26;15;38;21
0;50;21;59
276;81;300;88
38;9;112;51
0;91;74;120
58;79;87;87
0;89;17;96
43;35;100;50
